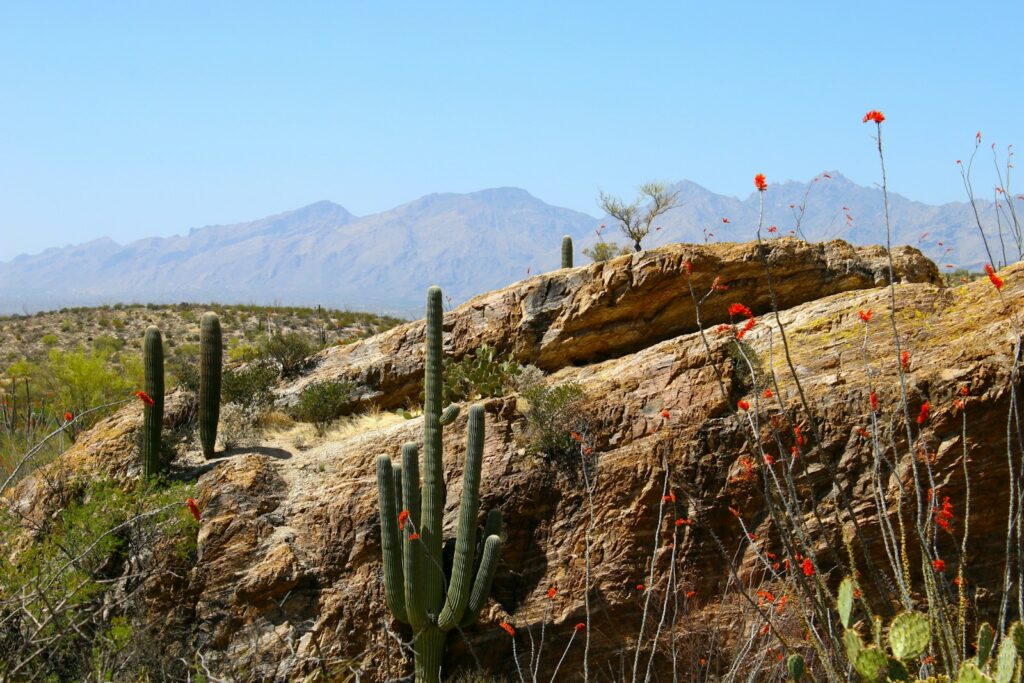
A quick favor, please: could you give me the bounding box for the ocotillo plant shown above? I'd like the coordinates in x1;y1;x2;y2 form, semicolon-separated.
199;312;222;459
376;286;503;683
141;326;164;478
561;235;573;268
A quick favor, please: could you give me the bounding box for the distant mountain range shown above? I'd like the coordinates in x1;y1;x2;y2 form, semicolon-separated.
1;172;1017;315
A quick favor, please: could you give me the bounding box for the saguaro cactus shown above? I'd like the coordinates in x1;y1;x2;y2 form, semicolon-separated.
141;326;164;478
199;312;222;459
561;235;573;268
376;286;503;683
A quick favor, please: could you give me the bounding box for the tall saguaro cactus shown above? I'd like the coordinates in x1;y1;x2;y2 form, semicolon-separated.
561;235;573;268
141;326;164;478
376;286;503;683
199;312;222;459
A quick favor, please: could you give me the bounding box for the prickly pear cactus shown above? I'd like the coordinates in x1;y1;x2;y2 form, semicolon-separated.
888;611;930;660
838;576;855;628
977;623;996;668
786;653;805;681
958;660;995;683
994;635;1018;683
853;646;889;682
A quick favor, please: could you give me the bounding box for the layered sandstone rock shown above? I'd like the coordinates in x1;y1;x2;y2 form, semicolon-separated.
275;239;939;412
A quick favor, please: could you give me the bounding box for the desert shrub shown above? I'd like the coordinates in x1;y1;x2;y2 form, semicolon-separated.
582;241;632;262
222;362;279;410
167;344;200;392
518;373;586;460
39;332;59;347
92;334;125;355
442;344;522;404
726;339;768;393
227;341;261;363
258;332;318;376
0;478;198;680
41;347;140;418
292;379;354;434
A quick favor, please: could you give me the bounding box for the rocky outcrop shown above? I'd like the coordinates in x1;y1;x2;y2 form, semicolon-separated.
275;239;939;412
11;240;1017;683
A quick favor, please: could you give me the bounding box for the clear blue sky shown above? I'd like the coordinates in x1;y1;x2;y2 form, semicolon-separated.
1;1;1020;260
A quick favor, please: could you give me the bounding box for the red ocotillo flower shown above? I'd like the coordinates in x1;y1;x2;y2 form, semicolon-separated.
932;558;947;572
546;587;557;599
858;309;873;323
917;401;931;425
862;110;885;124
500;622;515;637
801;558;815;576
64;411;74;422
900;350;910;371
935;496;954;531
985;264;1004;290
870;391;879;411
185;497;201;521
408;532;420;541
754;173;767;192
684;260;694;275
574;622;585;631
737;399;750;411
728;302;753;319
397;509;410;531
135;390;155;407
763;388;773;398
660;409;670;419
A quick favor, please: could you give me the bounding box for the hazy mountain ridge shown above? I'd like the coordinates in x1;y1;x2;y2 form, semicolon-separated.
0;174;1014;315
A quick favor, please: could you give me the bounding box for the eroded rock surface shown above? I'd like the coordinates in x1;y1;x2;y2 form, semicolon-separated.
10;240;1016;683
276;239;939;412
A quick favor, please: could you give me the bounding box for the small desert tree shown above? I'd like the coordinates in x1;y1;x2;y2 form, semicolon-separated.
598;182;679;252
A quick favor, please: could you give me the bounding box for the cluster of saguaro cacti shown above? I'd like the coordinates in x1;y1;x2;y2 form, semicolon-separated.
139;311;223;476
199;311;222;458
823;576;1024;682
376;286;503;683
141;325;164;478
561;234;573;268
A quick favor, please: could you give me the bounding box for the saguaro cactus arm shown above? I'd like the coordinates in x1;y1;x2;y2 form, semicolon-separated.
376;455;407;624
437;405;484;630
401;442;427;629
459;534;502;628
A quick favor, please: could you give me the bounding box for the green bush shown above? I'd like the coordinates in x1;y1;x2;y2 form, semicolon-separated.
519;375;586;460
583;241;632;262
442;344;522;404
258;332;318;376
222;362;279;410
727;339;768;393
0;478;198;680
292;379;354;433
